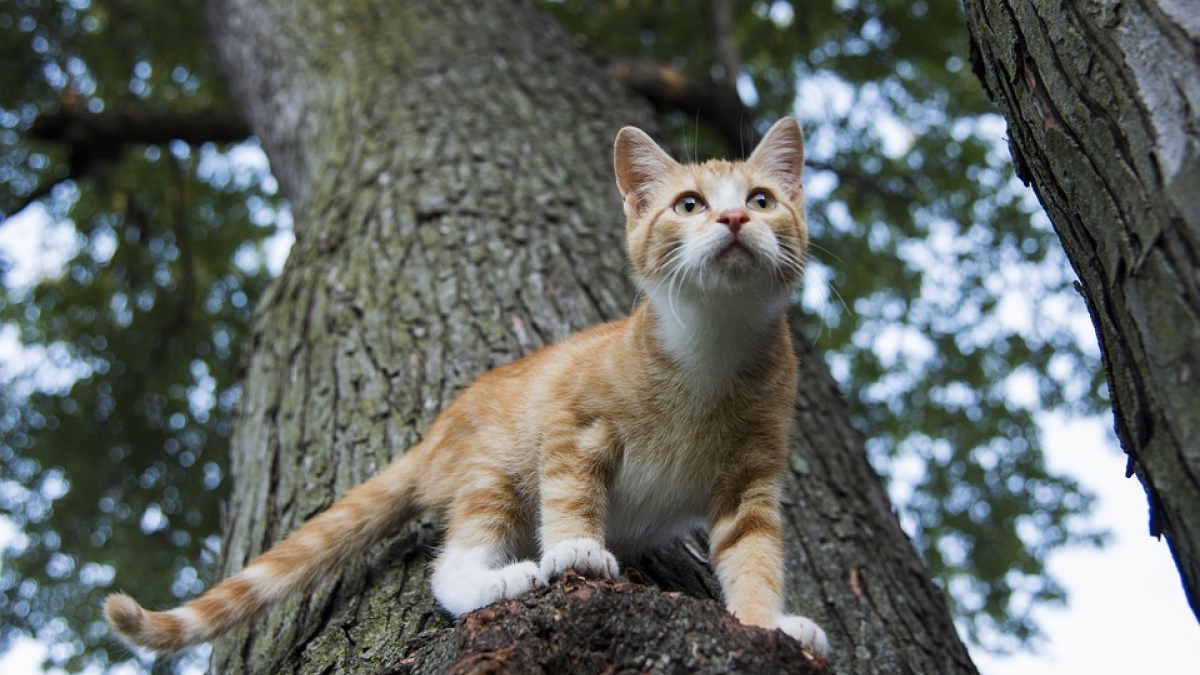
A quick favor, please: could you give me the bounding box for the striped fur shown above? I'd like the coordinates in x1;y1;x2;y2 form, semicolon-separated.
105;118;828;657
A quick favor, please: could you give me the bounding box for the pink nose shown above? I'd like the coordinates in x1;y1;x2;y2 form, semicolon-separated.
718;209;748;234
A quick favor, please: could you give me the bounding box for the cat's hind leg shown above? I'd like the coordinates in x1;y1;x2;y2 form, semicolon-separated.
430;480;545;616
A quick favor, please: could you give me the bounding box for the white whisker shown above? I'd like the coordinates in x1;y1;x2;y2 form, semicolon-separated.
666;265;686;331
806;241;842;264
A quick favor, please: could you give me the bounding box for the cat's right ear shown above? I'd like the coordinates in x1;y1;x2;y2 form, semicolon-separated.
614;127;675;217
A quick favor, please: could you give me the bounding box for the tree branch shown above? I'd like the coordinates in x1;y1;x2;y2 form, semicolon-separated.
608;58;758;156
3;107;252;222
28;106;251;149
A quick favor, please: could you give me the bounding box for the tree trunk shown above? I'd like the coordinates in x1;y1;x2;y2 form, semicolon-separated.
964;1;1200;620
202;0;978;673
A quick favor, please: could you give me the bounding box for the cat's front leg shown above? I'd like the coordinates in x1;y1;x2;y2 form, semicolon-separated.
537;420;620;581
709;477;829;657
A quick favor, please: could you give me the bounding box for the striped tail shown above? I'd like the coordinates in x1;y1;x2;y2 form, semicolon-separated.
104;447;426;653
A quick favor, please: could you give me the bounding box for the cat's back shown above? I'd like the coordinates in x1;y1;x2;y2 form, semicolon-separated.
431;315;634;443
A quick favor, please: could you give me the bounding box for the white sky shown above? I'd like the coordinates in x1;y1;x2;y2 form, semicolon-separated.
974;413;1200;674
2;156;1198;675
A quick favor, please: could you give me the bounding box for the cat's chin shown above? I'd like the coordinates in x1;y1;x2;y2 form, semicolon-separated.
705;248;783;287
695;271;789;298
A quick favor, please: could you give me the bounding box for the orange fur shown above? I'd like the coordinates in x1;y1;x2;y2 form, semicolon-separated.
104;118;829;657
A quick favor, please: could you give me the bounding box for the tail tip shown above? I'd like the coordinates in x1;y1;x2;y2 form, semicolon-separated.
104;593;145;637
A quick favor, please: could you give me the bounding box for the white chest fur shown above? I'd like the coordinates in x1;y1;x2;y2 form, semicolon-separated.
605;449;708;555
647;284;788;402
602;411;735;556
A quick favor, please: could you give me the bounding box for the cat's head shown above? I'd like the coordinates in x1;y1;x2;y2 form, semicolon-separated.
613;118;807;296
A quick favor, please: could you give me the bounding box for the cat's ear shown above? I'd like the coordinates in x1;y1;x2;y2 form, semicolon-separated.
614;127;676;216
748;117;805;201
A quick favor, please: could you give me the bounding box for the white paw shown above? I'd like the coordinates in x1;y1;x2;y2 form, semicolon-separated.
481;561;547;605
432;557;546;616
540;538;620;580
776;614;829;657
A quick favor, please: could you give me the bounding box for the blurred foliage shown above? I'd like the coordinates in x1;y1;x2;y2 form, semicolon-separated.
0;0;282;671
0;0;1106;671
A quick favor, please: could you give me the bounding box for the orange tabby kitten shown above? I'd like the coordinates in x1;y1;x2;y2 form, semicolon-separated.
105;117;829;657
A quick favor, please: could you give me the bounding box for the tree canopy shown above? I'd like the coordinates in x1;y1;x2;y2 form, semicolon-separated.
1;0;1104;670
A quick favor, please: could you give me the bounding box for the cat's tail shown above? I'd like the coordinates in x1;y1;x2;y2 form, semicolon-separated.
104;445;429;653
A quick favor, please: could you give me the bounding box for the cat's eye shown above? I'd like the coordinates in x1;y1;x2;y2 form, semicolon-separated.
673;194;708;215
746;190;777;212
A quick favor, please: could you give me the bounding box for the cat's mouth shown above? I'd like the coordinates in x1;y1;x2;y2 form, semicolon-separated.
711;235;788;284
716;240;755;262
720;239;748;254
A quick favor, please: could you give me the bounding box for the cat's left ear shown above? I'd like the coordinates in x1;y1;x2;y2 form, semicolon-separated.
748;117;805;202
614;127;677;217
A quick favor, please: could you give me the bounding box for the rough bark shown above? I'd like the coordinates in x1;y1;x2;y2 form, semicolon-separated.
201;0;979;673
964;1;1200;620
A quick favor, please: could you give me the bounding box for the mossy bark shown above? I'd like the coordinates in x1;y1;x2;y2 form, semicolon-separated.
964;1;1200;620
202;0;978;673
